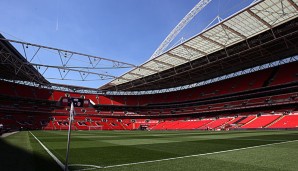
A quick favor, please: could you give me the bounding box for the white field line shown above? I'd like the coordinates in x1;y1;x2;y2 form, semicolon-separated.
1;131;19;138
69;164;102;171
230;138;286;142
69;164;102;168
28;131;298;171
73;168;97;171
29;131;65;170
71;139;298;170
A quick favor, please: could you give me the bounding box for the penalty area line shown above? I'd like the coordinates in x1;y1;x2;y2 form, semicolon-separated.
29;131;65;170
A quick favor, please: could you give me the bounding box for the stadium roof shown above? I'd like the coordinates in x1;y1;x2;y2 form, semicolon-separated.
102;0;298;91
0;0;297;93
0;34;49;84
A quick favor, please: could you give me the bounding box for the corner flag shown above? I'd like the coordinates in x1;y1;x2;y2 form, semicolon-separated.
65;101;75;171
69;102;76;121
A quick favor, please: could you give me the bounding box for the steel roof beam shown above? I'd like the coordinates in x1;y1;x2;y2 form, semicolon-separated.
200;35;225;48
116;77;132;82
152;59;175;67
167;52;189;61
221;23;247;39
287;0;298;11
247;9;272;28
0;40;48;84
0;38;137;68
138;66;160;73
128;72;143;78
29;63;120;80
182;44;208;56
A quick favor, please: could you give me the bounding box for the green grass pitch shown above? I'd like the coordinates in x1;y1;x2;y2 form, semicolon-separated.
1;130;298;171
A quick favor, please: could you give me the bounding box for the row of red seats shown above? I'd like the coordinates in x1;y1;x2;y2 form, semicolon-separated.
0;87;296;120
199;118;232;130
241;115;282;128
268;114;298;128
2;111;298;131
1;61;296;106
149;113;298;130
99;68;274;105
130;92;297;116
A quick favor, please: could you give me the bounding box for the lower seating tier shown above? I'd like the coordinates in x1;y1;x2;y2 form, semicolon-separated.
1;111;298;131
268;114;298;128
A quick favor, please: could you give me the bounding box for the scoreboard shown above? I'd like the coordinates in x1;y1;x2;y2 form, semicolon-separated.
61;97;89;107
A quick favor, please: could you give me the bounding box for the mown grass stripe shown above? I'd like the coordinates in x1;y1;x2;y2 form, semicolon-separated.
101;139;298;169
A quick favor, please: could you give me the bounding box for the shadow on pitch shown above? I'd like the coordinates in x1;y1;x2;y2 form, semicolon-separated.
0;134;62;171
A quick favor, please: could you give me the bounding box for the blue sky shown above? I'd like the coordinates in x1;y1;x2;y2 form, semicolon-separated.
0;0;254;88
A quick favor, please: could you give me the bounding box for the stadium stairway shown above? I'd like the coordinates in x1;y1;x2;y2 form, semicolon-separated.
199;118;232;130
233;116;246;125
43;121;55;130
268;114;298;128
262;66;280;87
265;115;285;128
119;122;127;130
241;115;282;128
239;115;257;127
240;116;256;129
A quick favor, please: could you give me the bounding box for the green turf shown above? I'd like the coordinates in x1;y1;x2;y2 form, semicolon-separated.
1;130;298;171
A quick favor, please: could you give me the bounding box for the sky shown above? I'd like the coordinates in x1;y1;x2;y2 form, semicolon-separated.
0;0;255;89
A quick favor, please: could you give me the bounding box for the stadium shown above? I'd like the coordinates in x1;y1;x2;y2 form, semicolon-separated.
0;0;298;171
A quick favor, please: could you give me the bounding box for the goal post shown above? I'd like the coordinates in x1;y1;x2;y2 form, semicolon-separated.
88;126;102;131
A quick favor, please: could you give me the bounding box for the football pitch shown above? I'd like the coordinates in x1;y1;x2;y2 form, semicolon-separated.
1;130;298;171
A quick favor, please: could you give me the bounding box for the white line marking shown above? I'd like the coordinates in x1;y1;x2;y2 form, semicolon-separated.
28;131;298;171
69;164;102;171
69;164;102;168
230;138;285;142
73;168;97;171
99;139;298;169
29;131;65;170
1;131;19;138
